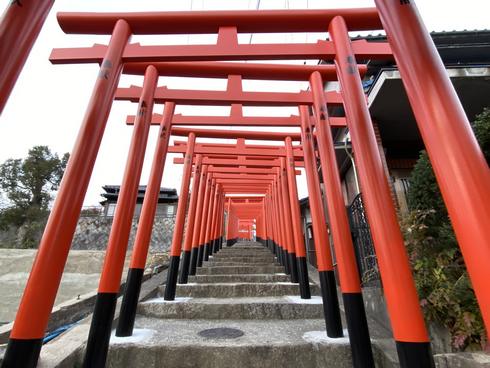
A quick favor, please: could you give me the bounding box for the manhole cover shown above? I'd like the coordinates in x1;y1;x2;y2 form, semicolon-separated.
198;327;244;339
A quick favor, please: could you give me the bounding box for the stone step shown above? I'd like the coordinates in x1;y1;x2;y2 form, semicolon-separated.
217;246;270;252
138;296;324;319
226;245;265;250
210;255;276;262
189;274;291;283
169;282;320;298
214;251;273;257
106;317;355;368
196;265;285;275
210;254;274;260
203;261;278;267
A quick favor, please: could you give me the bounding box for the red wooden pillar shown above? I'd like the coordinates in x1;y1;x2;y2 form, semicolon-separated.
211;189;224;253
285;137;311;299
376;0;490;348
272;179;287;271
280;157;299;283
300;105;343;338
0;0;55;113
190;165;208;274
264;195;270;247
266;191;277;255
198;177;215;265
329;16;432;366
164;133;196;300
310;71;374;366
117;101;175;337
179;155;203;284
256;207;265;245
225;198;233;246
84;64;158;367
2;20;131;368
217;196;226;249
204;182;219;260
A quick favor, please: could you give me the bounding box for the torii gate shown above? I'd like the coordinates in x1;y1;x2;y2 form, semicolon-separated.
163;135;360;354
2;5;489;368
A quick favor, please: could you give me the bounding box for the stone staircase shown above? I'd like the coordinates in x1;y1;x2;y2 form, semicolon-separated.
106;241;355;367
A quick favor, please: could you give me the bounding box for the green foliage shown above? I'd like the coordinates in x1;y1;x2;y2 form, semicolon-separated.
0;146;69;248
407;151;447;229
403;110;489;351
472;107;490;163
403;211;485;351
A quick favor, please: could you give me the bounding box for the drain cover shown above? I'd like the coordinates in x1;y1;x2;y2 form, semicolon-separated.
198;327;244;339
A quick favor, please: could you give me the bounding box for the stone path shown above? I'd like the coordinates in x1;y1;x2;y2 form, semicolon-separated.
106;241;354;368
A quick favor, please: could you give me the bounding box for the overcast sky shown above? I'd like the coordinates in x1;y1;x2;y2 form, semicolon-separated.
1;0;489;206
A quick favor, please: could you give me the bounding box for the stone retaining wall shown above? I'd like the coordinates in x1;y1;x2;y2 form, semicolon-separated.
71;216;175;252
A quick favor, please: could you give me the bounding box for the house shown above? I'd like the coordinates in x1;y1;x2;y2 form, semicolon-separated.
100;185;178;218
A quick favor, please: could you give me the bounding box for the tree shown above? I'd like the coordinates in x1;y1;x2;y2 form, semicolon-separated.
0;146;69;247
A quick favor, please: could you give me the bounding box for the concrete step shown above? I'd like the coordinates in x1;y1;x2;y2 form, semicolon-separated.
211;255;273;260
213;252;273;258
106;317;355;368
203;261;278;267
209;255;276;262
225;246;265;250
138;296;325;320
188;274;290;284
218;246;268;251
196;265;285;275
169;282;320;298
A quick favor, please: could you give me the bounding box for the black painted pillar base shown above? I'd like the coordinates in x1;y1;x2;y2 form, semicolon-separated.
179;250;192;284
1;338;43;368
283;249;291;275
83;292;118;368
116;268;144;337
342;293;375;368
288;252;299;283
318;270;343;338
203;243;210;262
297;257;311;299
213;238;220;253
164;256;181;300
277;246;283;265
189;247;199;276
226;239;232;247
197;244;205;267
396;341;435;368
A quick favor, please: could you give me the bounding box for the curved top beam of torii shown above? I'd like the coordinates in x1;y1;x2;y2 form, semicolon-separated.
56;8;382;35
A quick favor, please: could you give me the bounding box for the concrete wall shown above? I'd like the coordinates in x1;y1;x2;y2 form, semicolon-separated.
363;286;452;355
71;215;175;252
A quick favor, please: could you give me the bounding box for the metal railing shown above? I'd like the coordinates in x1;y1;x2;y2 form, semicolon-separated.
348;193;380;286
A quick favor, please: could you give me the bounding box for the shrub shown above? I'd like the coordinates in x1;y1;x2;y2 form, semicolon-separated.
403;108;489;351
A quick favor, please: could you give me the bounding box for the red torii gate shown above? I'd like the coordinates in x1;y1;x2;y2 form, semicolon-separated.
1;4;488;368
166;135;353;339
112;62;375;366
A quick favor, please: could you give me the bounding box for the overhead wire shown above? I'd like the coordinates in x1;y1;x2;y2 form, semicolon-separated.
249;0;261;44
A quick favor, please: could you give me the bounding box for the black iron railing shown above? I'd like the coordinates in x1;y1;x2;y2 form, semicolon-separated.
348;193;380;286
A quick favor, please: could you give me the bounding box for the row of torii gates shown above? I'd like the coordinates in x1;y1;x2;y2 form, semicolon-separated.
1;2;490;368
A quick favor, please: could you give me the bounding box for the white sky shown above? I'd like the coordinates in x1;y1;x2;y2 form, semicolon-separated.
0;0;489;206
